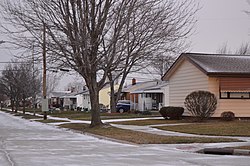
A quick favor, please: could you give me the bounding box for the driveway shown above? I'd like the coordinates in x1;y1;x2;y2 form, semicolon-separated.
0;111;250;166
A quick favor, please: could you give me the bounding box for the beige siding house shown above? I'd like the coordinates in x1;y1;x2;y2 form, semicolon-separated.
162;53;250;117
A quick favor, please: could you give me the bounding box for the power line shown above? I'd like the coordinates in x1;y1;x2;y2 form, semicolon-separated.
0;62;29;63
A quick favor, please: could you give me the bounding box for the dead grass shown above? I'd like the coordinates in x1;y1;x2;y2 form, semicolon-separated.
35;119;70;123
230;146;250;150
49;111;161;121
58;123;240;144
112;119;190;126
14;113;43;119
155;120;250;136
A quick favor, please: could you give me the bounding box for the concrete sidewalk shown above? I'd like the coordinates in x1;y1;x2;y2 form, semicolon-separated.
6;109;250;153
1;110;250;166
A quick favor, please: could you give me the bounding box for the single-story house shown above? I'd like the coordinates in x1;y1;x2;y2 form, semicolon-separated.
120;79;167;111
130;81;168;111
162;53;250;117
75;90;91;111
121;79;157;102
60;94;77;110
99;84;120;109
48;91;77;110
76;84;119;111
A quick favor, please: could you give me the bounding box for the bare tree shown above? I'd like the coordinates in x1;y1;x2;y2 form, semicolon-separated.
65;80;85;92
46;72;60;95
1;0;198;127
106;1;198;112
217;42;250;55
0;61;41;113
150;54;177;77
216;43;232;54
0;64;18;112
235;43;250;55
18;62;41;114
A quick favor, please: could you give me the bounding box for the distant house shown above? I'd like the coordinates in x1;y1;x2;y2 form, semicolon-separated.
162;53;250;117
130;81;167;111
75;90;91;111
121;79;156;102
60;94;77;110
49;91;77;110
76;84;119;111
99;84;120;109
121;79;167;111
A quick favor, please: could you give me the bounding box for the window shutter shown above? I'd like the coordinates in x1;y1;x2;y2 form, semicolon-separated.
219;78;250;92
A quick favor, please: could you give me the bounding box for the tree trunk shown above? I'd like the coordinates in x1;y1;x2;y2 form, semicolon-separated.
11;98;14;112
22;97;26;114
86;73;103;127
89;87;103;127
33;96;36;116
109;80;116;113
109;72;129;113
15;99;19;113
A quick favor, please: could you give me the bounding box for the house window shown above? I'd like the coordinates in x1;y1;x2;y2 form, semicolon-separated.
220;92;229;98
220;92;250;99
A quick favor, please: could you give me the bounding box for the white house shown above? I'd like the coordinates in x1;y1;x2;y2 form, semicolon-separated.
75;84;119;111
75;90;91;111
130;81;167;111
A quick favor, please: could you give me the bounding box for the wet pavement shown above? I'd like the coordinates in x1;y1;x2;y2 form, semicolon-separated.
1;111;250;166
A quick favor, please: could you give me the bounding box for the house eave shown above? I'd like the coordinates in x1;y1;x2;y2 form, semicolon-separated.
207;73;250;78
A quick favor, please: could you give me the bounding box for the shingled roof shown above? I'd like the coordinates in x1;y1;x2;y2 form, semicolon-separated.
162;53;250;80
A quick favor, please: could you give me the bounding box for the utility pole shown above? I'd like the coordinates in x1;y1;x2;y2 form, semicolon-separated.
32;44;36;116
42;22;48;120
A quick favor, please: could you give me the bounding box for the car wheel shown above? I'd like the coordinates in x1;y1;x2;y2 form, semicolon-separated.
119;108;124;113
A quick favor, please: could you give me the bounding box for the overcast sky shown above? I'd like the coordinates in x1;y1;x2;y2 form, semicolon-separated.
190;0;250;53
0;0;249;89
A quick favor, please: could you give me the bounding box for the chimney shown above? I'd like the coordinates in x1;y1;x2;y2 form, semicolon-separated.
132;78;136;85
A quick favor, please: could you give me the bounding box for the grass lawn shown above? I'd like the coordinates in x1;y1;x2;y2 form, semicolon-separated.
229;146;250;150
155;120;250;137
58;123;241;144
49;111;161;121
2;108;161;121
24;108;43;114
48;111;91;120
20;114;43;119
35;119;70;123
112;119;191;126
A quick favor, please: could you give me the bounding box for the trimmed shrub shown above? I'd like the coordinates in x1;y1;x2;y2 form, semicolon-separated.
159;106;184;120
221;111;235;121
184;91;217;121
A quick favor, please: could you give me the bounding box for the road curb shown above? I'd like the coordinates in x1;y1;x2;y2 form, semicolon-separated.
233;149;250;156
202;148;250;156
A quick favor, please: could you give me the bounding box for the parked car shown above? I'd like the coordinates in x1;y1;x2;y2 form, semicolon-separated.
99;104;108;113
116;100;131;113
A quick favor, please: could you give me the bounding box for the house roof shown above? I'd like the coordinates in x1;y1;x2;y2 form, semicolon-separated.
162;53;250;80
75;90;90;95
49;91;72;98
130;81;168;94
122;80;159;93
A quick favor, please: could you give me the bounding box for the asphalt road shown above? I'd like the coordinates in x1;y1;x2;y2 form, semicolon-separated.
0;111;250;166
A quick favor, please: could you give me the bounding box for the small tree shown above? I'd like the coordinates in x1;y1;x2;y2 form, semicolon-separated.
184;91;217;121
0;60;41;113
